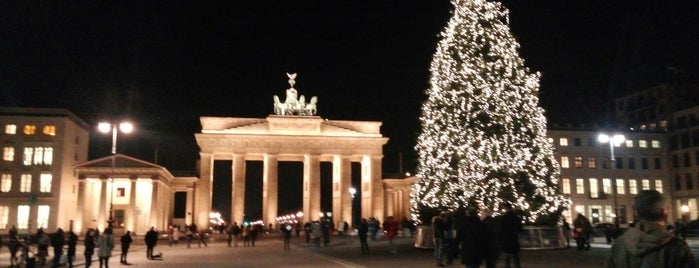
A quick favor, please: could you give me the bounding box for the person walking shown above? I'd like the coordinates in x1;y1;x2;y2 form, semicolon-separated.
499;203;523;268
281;223;293;252
358;218;370;254
66;230;78;268
458;207;487;268
573;213;592;251
97;228;115;268
383;216;399;254
145;227;159;259
51;227;65;268
606;190;695;267
84;229;96;268
443;213;457;265
561;218;571;248
36;228;50;267
432;214;446;267
120;231;133;264
481;208;500;268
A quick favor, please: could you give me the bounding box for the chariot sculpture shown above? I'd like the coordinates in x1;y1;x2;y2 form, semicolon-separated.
273;73;318;116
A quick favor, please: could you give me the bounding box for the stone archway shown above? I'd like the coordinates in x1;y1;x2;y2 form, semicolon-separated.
194;115;388;228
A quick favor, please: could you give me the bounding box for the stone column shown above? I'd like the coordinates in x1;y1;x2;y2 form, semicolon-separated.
231;154;246;225
195;153;213;229
98;179;108;230
361;155;384;222
76;180;86;231
127;180;137;232
262;154;279;228
332;155;352;227
303;154;321;222
150;181;159;228
186;187;194;225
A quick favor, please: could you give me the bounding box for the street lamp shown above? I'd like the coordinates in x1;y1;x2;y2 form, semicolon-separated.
98;121;134;228
598;133;625;226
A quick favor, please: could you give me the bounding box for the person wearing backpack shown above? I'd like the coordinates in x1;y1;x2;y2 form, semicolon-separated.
606;190;695;267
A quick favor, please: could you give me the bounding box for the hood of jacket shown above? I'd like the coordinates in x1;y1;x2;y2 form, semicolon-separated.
621;220;674;257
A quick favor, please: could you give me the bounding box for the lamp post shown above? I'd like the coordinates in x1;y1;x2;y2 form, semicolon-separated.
98;121;134;228
598;133;625;226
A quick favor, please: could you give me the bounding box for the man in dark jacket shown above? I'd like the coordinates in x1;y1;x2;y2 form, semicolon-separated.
66;230;78;268
120;231;133;264
458;207;487;268
606;190;695;267
145;227;159;259
51;228;65;268
499;203;522;268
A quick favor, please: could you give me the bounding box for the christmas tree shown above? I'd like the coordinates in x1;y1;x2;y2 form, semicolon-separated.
411;0;569;224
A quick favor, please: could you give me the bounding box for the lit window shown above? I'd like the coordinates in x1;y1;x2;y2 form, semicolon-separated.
642;179;650;190
37;205;50;229
639;140;647;148
1;174;11;192
629;179;638;194
22;147;53;166
561;156;569;168
3;147;14;161
587;157;596;168
23;125;36;135
574;156;583;168
625;140;634;147
590;178;599;198
42;125;56;136
0;206;8;229
40;174;52;193
576;178;585;194
559;138;568;146
651;140;661;148
575;205;585;214
616;179;625;194
562;178;571;194
660;120;667;128
20;174;31;192
17;205;29;229
655;179;663;193
602;179;611;194
5;124;16;134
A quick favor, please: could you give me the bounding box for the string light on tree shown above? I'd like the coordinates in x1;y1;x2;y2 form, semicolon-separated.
411;0;569;224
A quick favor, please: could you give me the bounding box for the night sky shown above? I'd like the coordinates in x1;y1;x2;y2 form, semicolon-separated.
1;1;698;220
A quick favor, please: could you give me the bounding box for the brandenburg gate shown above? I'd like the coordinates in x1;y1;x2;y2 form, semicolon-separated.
193;73;389;228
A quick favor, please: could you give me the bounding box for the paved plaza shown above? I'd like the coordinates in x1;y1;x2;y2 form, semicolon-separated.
2;233;699;267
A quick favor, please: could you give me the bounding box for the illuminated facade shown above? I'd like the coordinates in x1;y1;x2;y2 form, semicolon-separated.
0;107;90;233
194;115;389;228
73;154;196;235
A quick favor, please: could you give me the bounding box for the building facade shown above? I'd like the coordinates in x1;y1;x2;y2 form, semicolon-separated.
0;107;90;233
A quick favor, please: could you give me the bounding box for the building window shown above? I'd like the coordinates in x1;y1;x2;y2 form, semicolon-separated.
42;125;56;136
675;175;682;191
20;174;31;192
574;156;583;168
574;138;581;147
3;147;14;161
654;158;662;169
615;157;623;169
37;205;50;229
23;125;36;135
684;153;691;167
651;140;661;148
39;174;52;193
562;178;571;194
625;140;634;147
0;206;8;229
5;124;16;134
17;205;29;229
696;151;699;166
576;178;585;194
629;180;638;194
686;174;693;190
22;147;53;166
641;158;649;169
655;179;663;193
587;157;596;168
561;156;569;168
628;158;636;169
639;140;648;148
602;178;611;194
590;178;599;198
1;174;11;192
616;179;625;194
642;179;650;190
559;138;568;146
